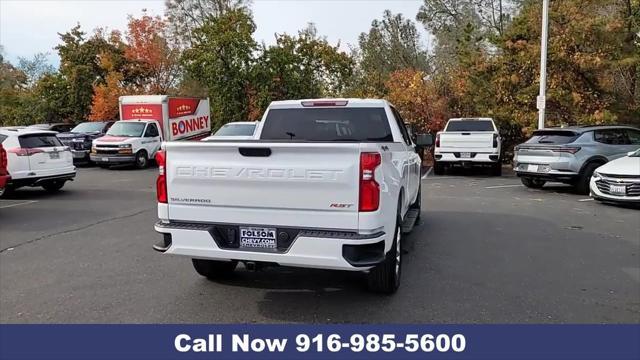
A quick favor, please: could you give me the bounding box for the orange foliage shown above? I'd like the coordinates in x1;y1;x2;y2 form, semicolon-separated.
385;69;448;133
89;72;125;121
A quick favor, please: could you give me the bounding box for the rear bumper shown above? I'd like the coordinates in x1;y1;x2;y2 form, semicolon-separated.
90;154;136;164
0;175;9;189
9;172;76;188
154;221;387;271
435;151;500;163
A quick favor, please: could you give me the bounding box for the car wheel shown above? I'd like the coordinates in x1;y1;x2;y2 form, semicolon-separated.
575;162;602;195
491;161;502;176
192;259;238;279
134;151;148;169
367;212;402;294
521;177;545;189
433;161;444;175
42;180;66;192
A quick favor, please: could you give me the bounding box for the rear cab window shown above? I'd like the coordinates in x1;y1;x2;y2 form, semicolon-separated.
260;108;393;142
445;119;495;132
525;130;579;145
19;133;63;148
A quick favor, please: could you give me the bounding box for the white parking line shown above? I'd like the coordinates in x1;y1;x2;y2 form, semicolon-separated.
421;167;433;179
0;200;38;209
485;184;522;189
578;198;594;202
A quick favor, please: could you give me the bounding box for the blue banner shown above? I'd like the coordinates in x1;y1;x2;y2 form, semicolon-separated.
1;325;638;359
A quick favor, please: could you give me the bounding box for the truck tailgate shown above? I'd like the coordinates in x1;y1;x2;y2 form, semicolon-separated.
164;141;361;229
440;132;494;150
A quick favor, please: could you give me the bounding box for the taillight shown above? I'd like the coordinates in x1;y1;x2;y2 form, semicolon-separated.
359;152;381;212
552;147;581;154
492;134;499;148
435;134;441;147
6;148;44;156
301;100;348;107
155;150;167;203
0;146;7;171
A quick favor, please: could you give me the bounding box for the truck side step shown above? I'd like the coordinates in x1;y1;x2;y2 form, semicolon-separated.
401;209;420;234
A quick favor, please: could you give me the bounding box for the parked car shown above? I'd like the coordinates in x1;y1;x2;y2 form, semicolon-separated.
154;99;430;293
202;121;257;140
0;144;9;197
0;128;76;196
57;121;114;164
28;123;75;133
514;125;640;194
590;148;640;204
433;118;502;176
91;95;211;169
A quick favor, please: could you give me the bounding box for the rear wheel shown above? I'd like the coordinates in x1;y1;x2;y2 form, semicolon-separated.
367;214;402;294
575;162;602;195
433;161;444;175
521;177;546;189
192;259;238;279
491;161;502;176
42;180;66;192
134;150;148;169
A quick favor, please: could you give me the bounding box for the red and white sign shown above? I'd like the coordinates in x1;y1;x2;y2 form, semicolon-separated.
168;98;200;118
121;104;163;120
119;96;210;141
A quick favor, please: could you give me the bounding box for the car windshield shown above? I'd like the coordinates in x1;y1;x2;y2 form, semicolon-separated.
214;123;256;136
525;130;580;144
260;108;393;142
446;120;494;132
106;122;145;137
72;122;105;133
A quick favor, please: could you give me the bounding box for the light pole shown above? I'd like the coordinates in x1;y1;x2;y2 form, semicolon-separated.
537;0;550;129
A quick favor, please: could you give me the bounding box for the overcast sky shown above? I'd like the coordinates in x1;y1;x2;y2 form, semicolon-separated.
0;0;431;66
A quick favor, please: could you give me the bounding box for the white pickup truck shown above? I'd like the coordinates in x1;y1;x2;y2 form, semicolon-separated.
153;99;432;293
433;118;502;175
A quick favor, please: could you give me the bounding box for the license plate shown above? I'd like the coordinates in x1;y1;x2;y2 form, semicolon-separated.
240;227;277;249
72;152;84;159
610;185;626;195
102;157;109;162
527;164;539;172
49;152;59;159
460;152;471;158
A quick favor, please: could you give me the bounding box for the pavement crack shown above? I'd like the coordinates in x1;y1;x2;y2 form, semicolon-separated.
0;209;151;254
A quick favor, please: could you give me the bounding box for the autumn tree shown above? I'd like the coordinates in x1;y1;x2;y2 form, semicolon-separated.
385;68;448;132
125;13;181;94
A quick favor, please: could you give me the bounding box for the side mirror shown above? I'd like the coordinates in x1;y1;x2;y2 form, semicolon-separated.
628;151;637;156
415;134;434;146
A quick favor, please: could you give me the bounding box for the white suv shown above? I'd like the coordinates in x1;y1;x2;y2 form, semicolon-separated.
0;128;76;195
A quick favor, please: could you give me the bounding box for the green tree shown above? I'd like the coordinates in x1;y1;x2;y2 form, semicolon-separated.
251;24;353;119
349;10;429;97
182;9;257;126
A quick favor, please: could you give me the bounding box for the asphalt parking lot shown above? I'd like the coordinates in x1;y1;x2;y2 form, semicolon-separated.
1;166;638;323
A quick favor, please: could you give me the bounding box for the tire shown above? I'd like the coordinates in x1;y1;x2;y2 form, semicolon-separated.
192;259;238;279
433;161;444;175
521;177;545;189
134;150;148;169
42;180;66;192
575;162;601;195
367;212;402;294
491;161;502;176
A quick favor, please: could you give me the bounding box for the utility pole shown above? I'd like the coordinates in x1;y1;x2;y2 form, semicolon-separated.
537;0;550;129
